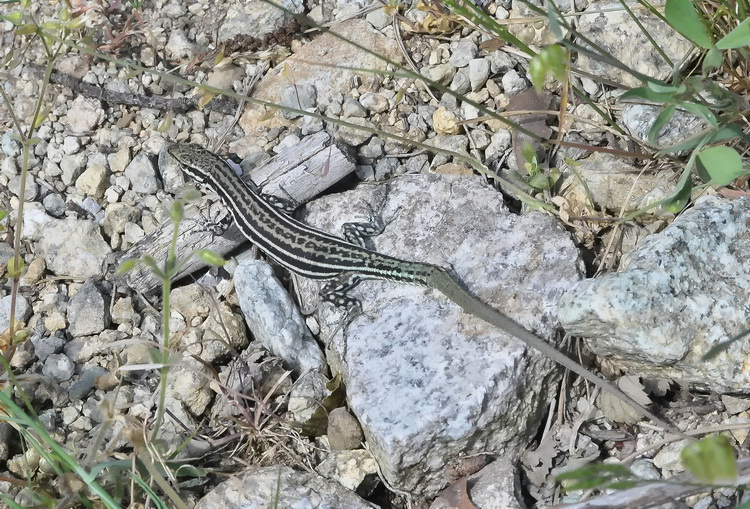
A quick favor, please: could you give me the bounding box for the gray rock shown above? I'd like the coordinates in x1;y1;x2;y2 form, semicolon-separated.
468;58;490;91
43;353;75;382
621;103;707;150
64;96;104;133
653;440;691;477
62;136;81;154
165;30;202;60
485;129;512;163
300;115;325;135
486;50;515;73
0;242;13;268
111;296;135;325
124;153;159;194
559;152;674;213
39;218;111;278
327;407;364;450
358;137;384;159
80;197;104;222
449;39;478;68
7;174;38;201
337;117;376;146
1;131;21;157
9;332;35;369
359;92;389;113
22;203;55;241
170;284;213;319
421;62;457;85
468;128;491;150
630;459;661;481
501;69;527;98
404;154;429;174
280;83;317;119
195;301;249;363
219;0;303;42
60;152;87;186
31;334;64;361
206;64;245;91
67;280;109;337
42;194;66;217
365;7;390;29
449;69;471;95
162;1;187;17
234;258;326;374
299;174;582;496
1;155;16;176
0;294;31;332
64;332;117;364
430;460;522;509
316;450;379;496
558;196;750;393
69;365;108;400
342;98;367;118
372;156;400;180
576;1;694;87
289;370;331;424
166;359;213;416
196;465;376;509
425;134;469;154
102;203;140;238
240;19;400;137
0;422;12;461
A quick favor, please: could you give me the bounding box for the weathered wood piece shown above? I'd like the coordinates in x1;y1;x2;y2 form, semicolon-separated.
117;132;355;294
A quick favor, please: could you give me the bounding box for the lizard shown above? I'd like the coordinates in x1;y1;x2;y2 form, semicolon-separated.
163;142;687;438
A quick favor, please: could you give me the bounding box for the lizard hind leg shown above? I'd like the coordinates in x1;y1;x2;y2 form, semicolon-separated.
321;273;364;310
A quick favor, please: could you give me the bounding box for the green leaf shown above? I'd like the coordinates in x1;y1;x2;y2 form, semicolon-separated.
13;328;29;344
648;104;676;146
117;258;139;275
620;87;676;104
195;249;226;267
662;168;693;213
646;81;686;95
680;102;717;128
665;0;712;48
1;11;24;25
157;110;174;133
141;255;163;277
7;255;24;278
557;463;635;491
681;435;737;483
656;124;746;155
716;17;750;50
521;140;537;166
15;23;37;35
42;20;61;31
169;200;184;222
32;105;51;128
696;146;746;185
702;47;723;74
529;45;566;91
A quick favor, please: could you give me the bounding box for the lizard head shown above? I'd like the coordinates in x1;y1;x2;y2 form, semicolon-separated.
164;143;215;184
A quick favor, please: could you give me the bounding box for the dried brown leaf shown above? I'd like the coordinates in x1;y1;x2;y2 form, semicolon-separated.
598;375;652;424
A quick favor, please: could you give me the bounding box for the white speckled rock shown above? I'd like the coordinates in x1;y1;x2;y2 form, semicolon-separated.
559;196;750;393
197;465;376;509
300;173;583;497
